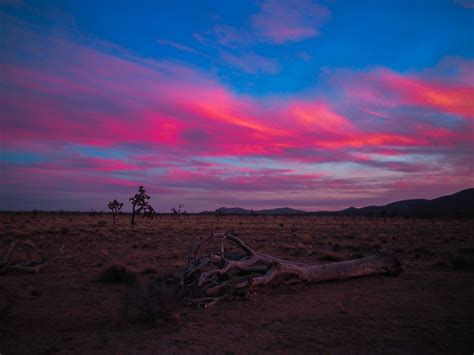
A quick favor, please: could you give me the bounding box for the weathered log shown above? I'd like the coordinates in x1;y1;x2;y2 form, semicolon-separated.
0;240;64;274
182;232;401;308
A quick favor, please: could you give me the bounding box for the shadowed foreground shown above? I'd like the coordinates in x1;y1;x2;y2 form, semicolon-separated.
1;214;473;353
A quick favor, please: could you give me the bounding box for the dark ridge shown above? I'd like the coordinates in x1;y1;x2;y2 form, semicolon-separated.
339;188;474;218
200;207;307;215
201;188;474;217
1;188;472;218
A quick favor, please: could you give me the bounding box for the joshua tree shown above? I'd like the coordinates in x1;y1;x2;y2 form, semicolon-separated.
107;199;124;224
129;186;155;225
171;203;184;218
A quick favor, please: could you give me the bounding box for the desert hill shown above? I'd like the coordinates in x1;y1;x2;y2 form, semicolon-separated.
203;188;474;217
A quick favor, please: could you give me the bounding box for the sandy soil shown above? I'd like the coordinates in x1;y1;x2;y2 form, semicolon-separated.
1;214;473;354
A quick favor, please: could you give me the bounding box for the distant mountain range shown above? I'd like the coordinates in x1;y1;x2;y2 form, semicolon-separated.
209;207;307;215
201;188;474;217
340;188;474;217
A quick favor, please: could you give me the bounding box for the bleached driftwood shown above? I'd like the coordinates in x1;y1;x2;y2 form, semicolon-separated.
182;232;401;308
0;240;64;274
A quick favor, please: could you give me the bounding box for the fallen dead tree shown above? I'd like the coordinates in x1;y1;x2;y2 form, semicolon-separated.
181;232;401;308
0;240;64;274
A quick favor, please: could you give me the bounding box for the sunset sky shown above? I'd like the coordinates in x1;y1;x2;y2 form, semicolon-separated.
1;0;473;212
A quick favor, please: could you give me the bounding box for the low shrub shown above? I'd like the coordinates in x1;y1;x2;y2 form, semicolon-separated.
99;265;137;285
140;267;157;275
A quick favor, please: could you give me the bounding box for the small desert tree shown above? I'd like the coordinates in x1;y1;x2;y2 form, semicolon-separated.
129;186;155;225
171;203;184;218
107;199;123;224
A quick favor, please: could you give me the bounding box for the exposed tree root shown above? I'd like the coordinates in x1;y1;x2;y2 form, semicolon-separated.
0;240;64;274
181;232;401;308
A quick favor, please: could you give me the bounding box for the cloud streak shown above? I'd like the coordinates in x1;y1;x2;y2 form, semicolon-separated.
220;51;280;74
251;0;329;44
340;67;474;120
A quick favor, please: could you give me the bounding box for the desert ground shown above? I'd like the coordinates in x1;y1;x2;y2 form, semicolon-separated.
1;213;473;354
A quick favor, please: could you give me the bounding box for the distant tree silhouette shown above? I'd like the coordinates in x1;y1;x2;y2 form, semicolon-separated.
171;203;184;218
129;186;155;225
107;199;124;224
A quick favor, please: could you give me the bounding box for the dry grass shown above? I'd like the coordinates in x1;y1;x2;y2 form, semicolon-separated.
1;214;473;353
123;276;183;325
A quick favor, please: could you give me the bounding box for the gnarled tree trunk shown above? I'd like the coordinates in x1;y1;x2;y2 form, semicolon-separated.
181;232;401;308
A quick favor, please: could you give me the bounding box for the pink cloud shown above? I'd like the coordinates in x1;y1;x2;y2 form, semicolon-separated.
251;0;330;44
38;156;139;173
338;65;474;120
378;69;474;119
2;19;473;211
3;154;472;211
196;0;329;47
3;46;470;163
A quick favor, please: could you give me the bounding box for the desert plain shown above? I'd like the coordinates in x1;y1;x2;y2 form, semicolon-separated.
1;213;473;354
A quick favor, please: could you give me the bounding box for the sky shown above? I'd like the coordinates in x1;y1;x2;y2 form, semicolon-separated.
0;0;473;212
